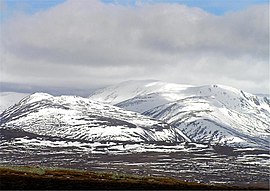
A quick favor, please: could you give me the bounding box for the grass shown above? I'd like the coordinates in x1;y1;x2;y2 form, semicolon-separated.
0;165;46;175
0;165;267;190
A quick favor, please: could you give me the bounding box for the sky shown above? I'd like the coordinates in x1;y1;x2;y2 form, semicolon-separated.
0;0;269;95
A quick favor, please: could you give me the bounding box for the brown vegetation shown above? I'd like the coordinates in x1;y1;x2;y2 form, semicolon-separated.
0;165;267;190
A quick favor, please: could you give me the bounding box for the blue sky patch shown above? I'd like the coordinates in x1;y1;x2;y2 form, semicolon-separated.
101;0;269;15
1;0;269;21
1;0;65;21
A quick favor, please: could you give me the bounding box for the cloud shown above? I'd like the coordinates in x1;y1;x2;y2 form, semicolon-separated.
1;0;269;94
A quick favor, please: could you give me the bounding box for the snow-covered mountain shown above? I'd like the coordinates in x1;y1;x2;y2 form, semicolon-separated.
0;93;188;143
89;80;193;107
0;92;29;113
89;80;270;148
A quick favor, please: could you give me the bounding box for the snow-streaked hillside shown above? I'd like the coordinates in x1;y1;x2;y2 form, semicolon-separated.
89;80;193;106
0;92;29;113
89;80;270;148
0;93;188;143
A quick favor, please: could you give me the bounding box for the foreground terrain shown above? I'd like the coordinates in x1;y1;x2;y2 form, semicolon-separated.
0;128;269;189
0;165;267;190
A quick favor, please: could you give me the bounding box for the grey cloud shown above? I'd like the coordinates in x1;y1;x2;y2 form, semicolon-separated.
141;5;268;58
1;0;269;94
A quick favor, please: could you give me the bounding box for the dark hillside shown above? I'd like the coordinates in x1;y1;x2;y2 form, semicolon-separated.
0;166;267;190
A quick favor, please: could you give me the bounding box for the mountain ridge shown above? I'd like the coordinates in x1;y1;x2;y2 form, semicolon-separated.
89;80;270;148
0;92;188;143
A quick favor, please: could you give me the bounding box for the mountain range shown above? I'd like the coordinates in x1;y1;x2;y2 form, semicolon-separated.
1;80;269;149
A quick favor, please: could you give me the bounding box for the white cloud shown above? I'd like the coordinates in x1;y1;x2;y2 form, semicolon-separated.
1;0;269;94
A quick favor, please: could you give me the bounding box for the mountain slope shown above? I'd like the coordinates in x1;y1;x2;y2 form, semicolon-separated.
89;80;270;148
0;93;187;143
89;80;192;106
0;92;29;113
